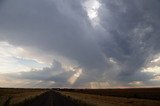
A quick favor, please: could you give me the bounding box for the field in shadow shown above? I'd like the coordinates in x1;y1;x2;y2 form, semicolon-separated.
60;88;160;100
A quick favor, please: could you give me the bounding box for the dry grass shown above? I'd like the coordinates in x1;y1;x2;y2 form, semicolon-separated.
59;91;160;106
60;88;160;100
0;88;48;105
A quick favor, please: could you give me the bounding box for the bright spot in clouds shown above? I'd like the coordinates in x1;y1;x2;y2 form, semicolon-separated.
68;68;82;84
84;0;101;19
142;55;160;75
83;0;101;26
142;66;160;75
128;81;144;86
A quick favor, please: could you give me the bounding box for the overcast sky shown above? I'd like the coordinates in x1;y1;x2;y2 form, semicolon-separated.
0;0;160;88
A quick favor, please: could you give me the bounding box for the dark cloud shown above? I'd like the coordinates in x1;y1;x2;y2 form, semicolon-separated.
0;0;160;87
0;0;105;71
98;0;160;83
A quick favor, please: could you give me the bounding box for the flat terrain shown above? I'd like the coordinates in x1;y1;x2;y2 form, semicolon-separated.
0;88;160;106
0;88;47;105
60;91;160;106
15;90;88;106
60;88;160;100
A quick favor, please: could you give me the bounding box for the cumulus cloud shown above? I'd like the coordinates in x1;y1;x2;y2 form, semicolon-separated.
2;60;83;88
0;0;160;88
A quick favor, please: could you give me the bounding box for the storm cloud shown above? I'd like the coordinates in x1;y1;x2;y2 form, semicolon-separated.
0;0;160;88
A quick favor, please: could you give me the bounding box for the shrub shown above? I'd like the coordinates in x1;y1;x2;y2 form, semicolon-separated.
4;97;12;106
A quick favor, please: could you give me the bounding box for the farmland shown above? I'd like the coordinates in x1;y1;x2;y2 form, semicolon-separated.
59;89;160;106
0;88;160;106
0;88;47;106
60;88;160;100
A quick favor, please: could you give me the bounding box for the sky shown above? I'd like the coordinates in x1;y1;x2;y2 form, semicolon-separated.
0;0;160;88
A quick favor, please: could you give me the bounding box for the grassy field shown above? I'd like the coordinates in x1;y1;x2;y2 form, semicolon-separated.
59;88;160;100
0;88;48;106
59;91;160;106
0;88;160;106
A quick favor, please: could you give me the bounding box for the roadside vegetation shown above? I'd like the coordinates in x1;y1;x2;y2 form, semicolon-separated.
0;88;47;106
